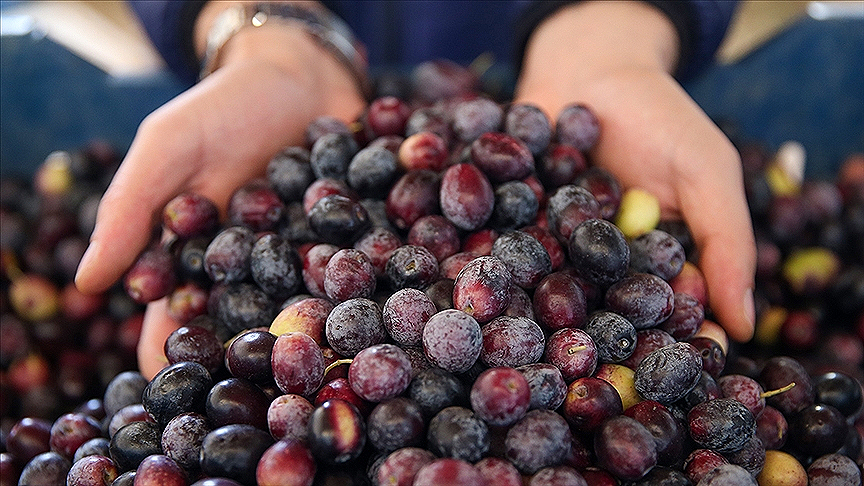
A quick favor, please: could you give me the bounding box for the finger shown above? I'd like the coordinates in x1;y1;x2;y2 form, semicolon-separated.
137;299;181;380
74;136;188;295
679;154;756;343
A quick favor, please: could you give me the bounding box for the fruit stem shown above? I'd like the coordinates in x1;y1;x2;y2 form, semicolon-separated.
325;358;354;376
761;382;796;399
568;345;588;354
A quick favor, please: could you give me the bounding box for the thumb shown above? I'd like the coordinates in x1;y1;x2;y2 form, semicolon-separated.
74;150;182;295
679;159;756;343
137;299;181;380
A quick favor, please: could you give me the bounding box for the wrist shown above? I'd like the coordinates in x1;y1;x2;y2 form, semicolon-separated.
193;2;369;102
517;1;679;114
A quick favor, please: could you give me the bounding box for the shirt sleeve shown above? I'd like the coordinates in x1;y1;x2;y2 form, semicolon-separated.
513;0;739;81
127;0;207;86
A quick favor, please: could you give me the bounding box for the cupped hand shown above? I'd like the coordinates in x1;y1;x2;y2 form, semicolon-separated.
516;66;757;344
75;25;366;378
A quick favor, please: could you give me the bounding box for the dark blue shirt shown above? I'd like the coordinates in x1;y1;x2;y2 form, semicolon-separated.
129;0;737;88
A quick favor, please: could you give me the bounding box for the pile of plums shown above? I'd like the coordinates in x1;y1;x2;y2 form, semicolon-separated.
1;59;862;486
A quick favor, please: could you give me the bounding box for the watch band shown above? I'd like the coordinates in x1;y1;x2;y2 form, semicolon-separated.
200;2;371;100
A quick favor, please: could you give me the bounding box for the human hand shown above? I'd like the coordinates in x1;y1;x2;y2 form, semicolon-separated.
75;15;366;378
515;2;756;343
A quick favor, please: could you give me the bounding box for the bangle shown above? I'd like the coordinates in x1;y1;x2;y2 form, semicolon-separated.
200;2;372;100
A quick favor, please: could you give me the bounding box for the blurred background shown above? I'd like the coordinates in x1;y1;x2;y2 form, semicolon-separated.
1;1;862;180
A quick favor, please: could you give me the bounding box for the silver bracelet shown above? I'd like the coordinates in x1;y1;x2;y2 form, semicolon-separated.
200;2;371;99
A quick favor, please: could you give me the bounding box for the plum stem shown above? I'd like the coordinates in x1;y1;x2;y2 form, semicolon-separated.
325;358;354;376
761;382;796;399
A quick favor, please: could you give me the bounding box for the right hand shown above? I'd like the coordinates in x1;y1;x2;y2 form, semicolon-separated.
75;20;366;378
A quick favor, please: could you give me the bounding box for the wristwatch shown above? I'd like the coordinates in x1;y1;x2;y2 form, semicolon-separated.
200;2;371;100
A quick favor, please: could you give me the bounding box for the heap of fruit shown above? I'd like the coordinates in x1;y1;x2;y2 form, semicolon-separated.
1;60;862;486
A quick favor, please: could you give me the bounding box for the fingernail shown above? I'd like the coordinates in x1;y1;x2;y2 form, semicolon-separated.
75;240;98;284
743;287;755;328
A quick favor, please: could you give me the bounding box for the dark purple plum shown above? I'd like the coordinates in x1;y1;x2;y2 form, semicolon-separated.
271;332;325;397
517;363;567;411
142;361;212;426
162;192;219;239
594;415;657;482
440;163;495;231
366;397;425;453
605;273;675;329
490;230;551;289
199;424;274;485
583;311;636;364
567;218;629;288
307;194;371;245
348;343;413;403
427;406;489;462
407;215;460;262
562;376;623;432
544;327;598;381
546;185;601;244
227;179;285;232
688;398;756;453
408;367;468;420
382;288;437;347
206;378;270;430
255;438;316;486
504;103;552;156
470;132;534;183
307;399;366;465
470;366;531;427
310;132;358;181
422;309;482;373
556;103;599;152
385;244;440;291
480;315;545;368
323;248;376;302
505;409;572;474
452;256;512;323
325;297;387;357
160;412;210;473
532;270;588;331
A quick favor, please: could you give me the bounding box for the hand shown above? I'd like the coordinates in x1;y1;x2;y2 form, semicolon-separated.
75;18;366;378
515;2;756;343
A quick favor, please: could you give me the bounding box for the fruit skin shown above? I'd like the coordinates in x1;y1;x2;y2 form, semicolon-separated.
634;342;703;405
307;399;366;465
439;163;495;231
781;246;841;296
567;218;630;288
756;450;807;486
426;406;489;463
806;453;862;486
614;187;661;239
271;332;325;397
413;457;484;486
422;309;482;374
199;424;274;485
593;415;658;481
470;366;531;427
595;363;641;410
66;454;118;486
133;454;187;486
376;447;436;486
504;409;572;475
255;439;316;486
9;273;60;322
348;343;413;403
562;376;623;432
688;398;756;454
